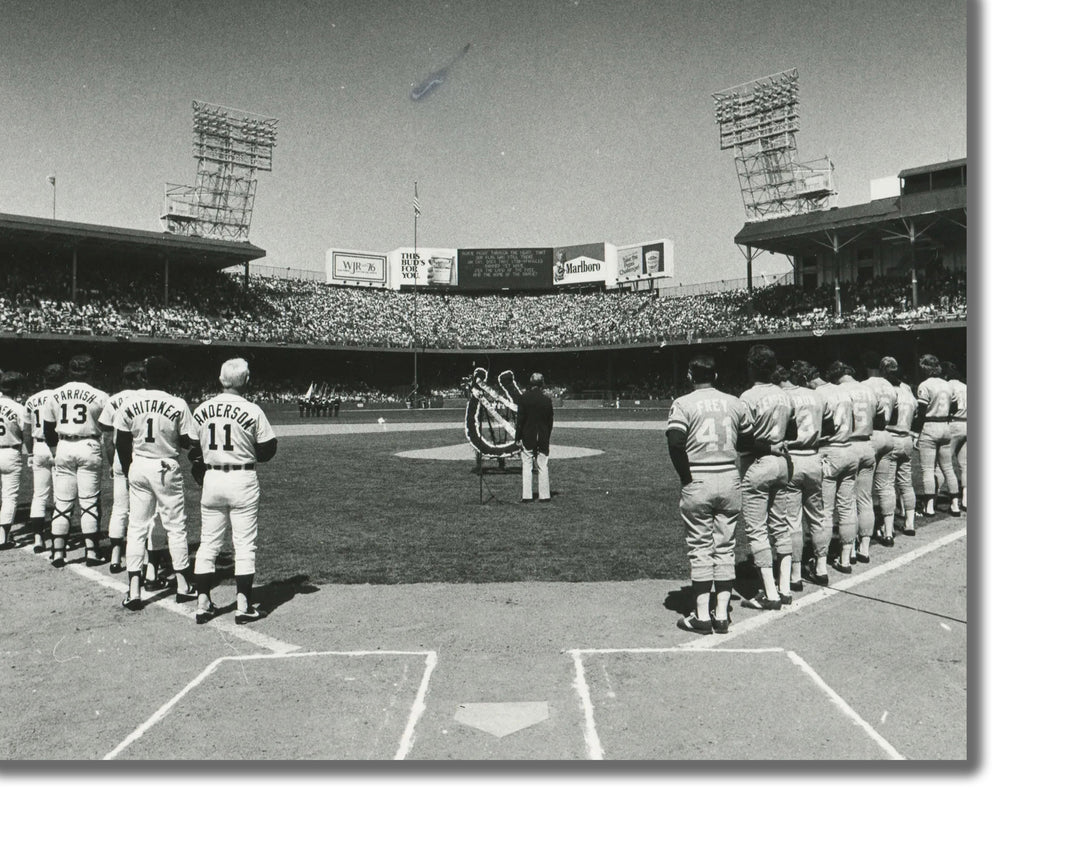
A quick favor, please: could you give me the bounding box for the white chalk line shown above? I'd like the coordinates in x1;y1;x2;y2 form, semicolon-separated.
568;647;787;761
275;419;667;437
681;526;968;648
65;561;301;655
104;650;437;761
786;650;905;760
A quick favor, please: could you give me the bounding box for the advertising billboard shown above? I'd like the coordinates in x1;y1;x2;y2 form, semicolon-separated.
390;247;459;288
325;249;392;288
456;247;554;291
613;238;674;286
552;242;614;287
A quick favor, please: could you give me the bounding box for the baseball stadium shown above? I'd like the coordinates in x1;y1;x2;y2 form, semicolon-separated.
1;10;967;764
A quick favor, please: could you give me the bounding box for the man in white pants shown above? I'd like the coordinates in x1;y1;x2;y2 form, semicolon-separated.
99;361;147;573
114;356;199;610
516;372;553;503
42;355;109;567
189;358;277;625
0;372;28;549
23;363;65;553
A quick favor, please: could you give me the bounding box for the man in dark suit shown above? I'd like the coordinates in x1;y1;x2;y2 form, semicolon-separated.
517;372;554;502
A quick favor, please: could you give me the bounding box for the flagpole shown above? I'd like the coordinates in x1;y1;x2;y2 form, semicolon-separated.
413;181;419;399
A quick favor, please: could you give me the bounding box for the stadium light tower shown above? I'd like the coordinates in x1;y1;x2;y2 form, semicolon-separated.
713;69;834;221
162;101;279;240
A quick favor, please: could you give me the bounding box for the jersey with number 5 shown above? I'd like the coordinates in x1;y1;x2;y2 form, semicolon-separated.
192;393;275;466
42;382;108;438
116;389;198;460
839;378;876;439
667;388;749;470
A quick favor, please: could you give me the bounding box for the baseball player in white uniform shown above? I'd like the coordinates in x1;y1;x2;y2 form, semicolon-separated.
99;361;147;572
23;363;65;553
189;358;277;625
0;372;27;549
41;355;109;568
114;357;199;610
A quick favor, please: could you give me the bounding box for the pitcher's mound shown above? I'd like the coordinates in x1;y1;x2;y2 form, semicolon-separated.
396;443;603;461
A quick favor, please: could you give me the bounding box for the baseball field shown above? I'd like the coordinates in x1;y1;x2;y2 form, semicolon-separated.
0;407;967;761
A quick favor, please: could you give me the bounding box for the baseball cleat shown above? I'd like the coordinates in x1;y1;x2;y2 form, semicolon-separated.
740;592;781;611
109;561;124;573
711;617;730;635
33;543;47;554
143;577;169;592
804;571;829;586
51;556;66;569
195;603;218;625
121;595;142;612
790;580;804;592
676;613;712;635
779;593;793;606
234;607;265;625
856;553;870;564
879;535;895;547
902;528;916;536
949;507;962;517
833;559;852;574
175;588;198;603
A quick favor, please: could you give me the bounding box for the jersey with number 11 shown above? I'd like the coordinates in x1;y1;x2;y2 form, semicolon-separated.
192;393;275;466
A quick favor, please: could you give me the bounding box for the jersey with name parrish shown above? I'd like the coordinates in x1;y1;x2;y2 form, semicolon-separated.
949;380;967;419
864;376;898;431
891;382;917;434
667;388;750;470
41;382;109;439
192;393;275;466
116;389;198;460
815;382;853;446
0;395;27;449
838;377;877;439
917;376;955;419
738;383;793;453
783;385;825;452
23;388;58;440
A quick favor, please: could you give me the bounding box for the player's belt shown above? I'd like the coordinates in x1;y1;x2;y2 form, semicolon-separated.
886;428;910;436
207;463;255;471
923;416;949;422
58;433;95;441
689;462;736;472
787;449;818;456
951;416;966;422
822;441;851;448
849;435;871;441
34;437;45;443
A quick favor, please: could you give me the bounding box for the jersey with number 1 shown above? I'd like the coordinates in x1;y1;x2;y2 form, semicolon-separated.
0;395;27;449
191;393;275;466
116;389;198;460
41;382;108;438
23;389;58;441
667;388;749;471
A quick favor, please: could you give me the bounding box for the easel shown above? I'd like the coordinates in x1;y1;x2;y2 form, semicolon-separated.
476;450;521;504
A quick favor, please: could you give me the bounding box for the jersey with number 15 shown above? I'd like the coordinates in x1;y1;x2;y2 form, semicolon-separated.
667;387;750;471
191;393;275;466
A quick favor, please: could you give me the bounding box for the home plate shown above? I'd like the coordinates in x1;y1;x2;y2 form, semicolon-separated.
396;444;603;460
455;702;550;738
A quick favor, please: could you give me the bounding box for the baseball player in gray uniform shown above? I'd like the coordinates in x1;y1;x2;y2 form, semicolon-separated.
915;354;960;516
943;361;967;511
0;372;27;549
834;362;878;566
189;358;277;625
811;363;857;580
41;355;109;567
115;357;199;610
23;364;65;553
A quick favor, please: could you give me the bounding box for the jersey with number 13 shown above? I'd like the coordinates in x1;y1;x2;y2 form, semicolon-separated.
191;393;275;466
42;382;108;438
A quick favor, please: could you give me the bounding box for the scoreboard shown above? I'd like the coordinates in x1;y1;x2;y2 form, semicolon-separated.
456;247;554;291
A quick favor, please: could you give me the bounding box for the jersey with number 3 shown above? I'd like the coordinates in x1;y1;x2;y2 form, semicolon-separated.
667;388;749;471
783;385;824;451
42;382;108;438
116;389;198;460
192;393;275;466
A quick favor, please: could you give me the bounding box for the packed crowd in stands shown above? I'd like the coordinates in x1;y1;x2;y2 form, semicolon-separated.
1;261;966;350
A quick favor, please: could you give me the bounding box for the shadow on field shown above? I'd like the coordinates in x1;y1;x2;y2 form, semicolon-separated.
254;574;320;615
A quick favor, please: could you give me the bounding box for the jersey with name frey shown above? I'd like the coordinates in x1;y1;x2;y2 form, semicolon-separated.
783;385;824;452
0;395;27;448
41;382;109;439
667;387;749;470
838;377;877;439
739;382;793;452
917;376;954;419
116;389;197;460
892;382;917;433
192;393;275;467
864;376;898;431
23;389;57;440
815;382;853;446
949;380;967;419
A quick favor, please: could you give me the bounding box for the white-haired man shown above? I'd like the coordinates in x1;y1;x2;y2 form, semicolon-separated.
189;358;277;624
517;372;554;503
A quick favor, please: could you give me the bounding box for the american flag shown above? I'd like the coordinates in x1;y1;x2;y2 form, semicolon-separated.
413;187;421;218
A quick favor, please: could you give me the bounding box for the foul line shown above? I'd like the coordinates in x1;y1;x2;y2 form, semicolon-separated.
104;650;437;761
786;650;905;760
65;561;300;654
682;526;968;648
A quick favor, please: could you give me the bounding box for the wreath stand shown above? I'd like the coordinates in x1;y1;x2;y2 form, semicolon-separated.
476;449;522;505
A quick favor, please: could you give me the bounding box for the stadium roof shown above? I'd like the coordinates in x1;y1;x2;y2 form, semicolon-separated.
733;184;966;257
0;211;265;269
897;158;967;180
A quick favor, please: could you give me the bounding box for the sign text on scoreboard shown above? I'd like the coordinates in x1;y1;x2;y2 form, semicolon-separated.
325;249;391;288
457;247;555;291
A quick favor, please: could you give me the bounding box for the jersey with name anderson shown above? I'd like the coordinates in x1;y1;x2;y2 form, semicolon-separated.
116;389;198;460
192;393;275;466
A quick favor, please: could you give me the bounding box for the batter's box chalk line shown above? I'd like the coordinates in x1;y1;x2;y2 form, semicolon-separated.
103;649;437;761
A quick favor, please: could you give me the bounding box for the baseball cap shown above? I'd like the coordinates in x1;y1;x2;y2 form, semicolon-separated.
122;361;145;380
68;354;94;378
0;371;22;394
44;363;66;386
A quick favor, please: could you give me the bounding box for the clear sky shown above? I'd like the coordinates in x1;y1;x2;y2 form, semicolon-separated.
1;0;965;284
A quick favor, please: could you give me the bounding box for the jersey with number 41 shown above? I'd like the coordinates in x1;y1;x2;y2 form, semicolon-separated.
667;387;750;470
116;389;198;460
192;393;275;466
